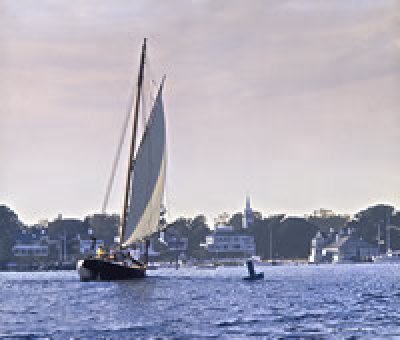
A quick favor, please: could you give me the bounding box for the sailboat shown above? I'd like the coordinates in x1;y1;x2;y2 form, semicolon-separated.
77;38;167;281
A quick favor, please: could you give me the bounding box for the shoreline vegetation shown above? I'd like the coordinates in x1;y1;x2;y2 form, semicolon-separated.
0;203;398;271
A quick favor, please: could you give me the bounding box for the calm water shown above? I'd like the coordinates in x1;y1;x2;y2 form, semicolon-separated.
1;264;400;339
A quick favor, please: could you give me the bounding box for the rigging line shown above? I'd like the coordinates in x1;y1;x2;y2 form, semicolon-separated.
101;101;133;214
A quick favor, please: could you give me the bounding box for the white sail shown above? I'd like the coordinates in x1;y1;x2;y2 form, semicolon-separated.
122;84;166;246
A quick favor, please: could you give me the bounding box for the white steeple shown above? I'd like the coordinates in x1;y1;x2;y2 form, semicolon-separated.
242;195;254;228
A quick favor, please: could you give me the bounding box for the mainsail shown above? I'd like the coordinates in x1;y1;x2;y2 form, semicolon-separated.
122;84;166;247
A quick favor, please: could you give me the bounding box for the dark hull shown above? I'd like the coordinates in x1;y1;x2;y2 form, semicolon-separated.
77;258;145;281
243;272;264;281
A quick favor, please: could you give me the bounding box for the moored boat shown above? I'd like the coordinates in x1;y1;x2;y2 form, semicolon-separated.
77;258;145;281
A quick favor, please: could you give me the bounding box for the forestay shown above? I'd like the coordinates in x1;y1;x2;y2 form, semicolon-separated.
123;85;166;246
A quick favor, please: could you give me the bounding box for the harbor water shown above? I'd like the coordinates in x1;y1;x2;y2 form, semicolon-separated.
1;263;400;338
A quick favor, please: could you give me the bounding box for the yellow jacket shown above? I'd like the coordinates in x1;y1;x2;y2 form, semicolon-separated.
96;247;105;257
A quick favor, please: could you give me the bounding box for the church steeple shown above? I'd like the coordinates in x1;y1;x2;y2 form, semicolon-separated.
242;195;254;228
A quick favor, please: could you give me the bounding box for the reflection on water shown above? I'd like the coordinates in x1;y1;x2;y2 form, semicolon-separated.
1;264;400;338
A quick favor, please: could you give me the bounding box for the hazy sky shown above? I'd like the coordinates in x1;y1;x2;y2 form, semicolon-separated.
1;0;399;225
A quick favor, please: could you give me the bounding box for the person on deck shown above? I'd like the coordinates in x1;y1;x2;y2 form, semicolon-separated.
109;247;116;261
96;245;105;258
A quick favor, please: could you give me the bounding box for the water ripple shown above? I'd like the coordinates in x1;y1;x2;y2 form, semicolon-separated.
1;264;400;338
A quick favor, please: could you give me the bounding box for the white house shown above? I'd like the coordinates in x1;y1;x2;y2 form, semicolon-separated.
309;230;334;263
309;228;378;263
323;234;378;263
201;225;256;256
12;229;49;257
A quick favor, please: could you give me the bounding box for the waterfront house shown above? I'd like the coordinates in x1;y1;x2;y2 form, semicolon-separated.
323;234;378;263
201;224;256;257
309;228;378;263
159;230;188;252
12;228;49;257
309;229;337;263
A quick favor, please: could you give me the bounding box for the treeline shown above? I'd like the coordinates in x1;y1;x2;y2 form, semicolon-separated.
0;206;119;264
228;204;400;259
0;203;399;263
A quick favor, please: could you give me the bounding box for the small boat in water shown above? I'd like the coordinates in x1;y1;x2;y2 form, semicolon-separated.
243;260;264;281
78;39;167;281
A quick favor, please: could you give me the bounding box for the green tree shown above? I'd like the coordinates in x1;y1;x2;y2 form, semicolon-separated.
47;218;89;241
272;217;318;259
84;214;119;247
349;204;399;251
307;215;349;232
0;205;23;263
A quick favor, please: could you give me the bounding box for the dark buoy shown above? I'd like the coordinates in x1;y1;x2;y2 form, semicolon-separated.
243;260;264;281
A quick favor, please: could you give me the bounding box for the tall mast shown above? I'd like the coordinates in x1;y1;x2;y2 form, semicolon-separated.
119;38;147;248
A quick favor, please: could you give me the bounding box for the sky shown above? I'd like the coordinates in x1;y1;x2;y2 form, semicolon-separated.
1;0;399;225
